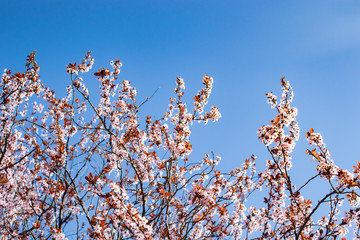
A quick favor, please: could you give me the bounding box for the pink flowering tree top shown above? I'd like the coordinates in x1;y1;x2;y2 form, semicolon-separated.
0;52;359;239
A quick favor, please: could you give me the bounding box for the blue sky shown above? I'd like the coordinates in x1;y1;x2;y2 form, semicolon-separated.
1;0;359;202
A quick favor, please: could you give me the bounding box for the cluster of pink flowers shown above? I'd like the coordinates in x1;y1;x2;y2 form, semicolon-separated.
0;53;359;239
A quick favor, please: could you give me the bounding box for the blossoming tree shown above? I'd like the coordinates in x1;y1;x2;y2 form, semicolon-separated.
0;52;359;239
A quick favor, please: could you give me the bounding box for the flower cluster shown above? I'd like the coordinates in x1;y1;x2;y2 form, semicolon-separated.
1;53;359;239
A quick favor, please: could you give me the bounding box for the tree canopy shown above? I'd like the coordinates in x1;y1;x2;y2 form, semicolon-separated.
0;52;359;239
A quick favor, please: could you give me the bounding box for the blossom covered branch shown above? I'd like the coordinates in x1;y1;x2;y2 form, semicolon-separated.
0;52;359;239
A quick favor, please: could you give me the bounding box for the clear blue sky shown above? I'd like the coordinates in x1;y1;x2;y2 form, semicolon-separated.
1;1;359;201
